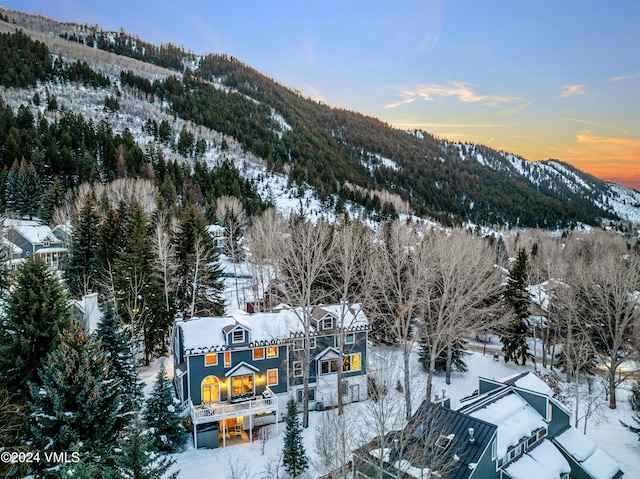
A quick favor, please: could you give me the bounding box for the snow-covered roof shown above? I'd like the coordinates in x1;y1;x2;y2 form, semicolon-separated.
3;238;22;255
526;439;571;478
504;453;556;479
9;222;61;245
468;392;546;457
554;427;620;479
554;427;596;461
526;280;565;311
497;372;554;397
177;304;368;354
581;448;621;479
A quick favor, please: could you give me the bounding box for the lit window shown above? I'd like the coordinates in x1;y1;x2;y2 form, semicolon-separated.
267;368;278;386
231;374;253;397
253;348;265;360
205;353;218;366
293;361;303;377
345;333;355;345
202;376;220;403
343;353;361;372
232;329;244;343
224;351;231;367
267;346;278;358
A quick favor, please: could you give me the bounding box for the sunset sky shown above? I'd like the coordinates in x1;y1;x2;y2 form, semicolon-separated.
4;0;639;189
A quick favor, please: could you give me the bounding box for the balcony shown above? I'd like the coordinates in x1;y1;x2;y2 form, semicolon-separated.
189;389;278;425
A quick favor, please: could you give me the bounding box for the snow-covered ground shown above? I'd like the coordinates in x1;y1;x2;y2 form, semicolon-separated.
136;256;639;478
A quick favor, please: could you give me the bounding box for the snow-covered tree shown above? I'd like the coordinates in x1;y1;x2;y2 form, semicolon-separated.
116;416;178;479
27;321;124;472
143;364;187;453
96;302;143;416
282;397;308;478
0;255;71;397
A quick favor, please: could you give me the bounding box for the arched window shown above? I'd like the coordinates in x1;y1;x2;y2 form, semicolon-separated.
202;375;220;403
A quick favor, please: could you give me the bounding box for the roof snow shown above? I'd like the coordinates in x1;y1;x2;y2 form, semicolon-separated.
554;427;620;479
504;440;570;479
177;304;367;353
497;372;554;397
468;392;546;457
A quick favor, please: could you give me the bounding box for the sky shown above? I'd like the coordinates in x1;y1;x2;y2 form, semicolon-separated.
3;0;639;189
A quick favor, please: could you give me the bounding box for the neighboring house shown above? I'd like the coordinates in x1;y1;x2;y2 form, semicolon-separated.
2;237;23;270
172;303;369;449
207;224;226;254
4;218;68;270
353;372;623;479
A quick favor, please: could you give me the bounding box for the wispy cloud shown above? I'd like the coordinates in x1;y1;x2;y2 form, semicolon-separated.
385;82;521;109
610;72;640;82
392;122;506;128
562;117;630;135
558;84;585;97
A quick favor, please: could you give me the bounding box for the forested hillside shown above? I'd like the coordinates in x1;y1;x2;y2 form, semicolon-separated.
1;10;639;228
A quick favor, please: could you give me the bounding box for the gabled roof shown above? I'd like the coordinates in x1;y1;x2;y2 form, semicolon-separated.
314;347;340;361
459;389;546;458
357;401;496;479
224;361;260;378
503;439;570;479
6;219;61;245
497;372;554;397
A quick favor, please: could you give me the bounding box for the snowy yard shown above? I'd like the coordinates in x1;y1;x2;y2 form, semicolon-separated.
136;339;640;479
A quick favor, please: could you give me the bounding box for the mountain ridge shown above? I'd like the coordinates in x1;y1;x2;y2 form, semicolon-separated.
1;6;638;228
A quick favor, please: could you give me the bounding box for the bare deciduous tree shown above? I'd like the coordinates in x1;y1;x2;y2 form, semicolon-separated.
560;247;640;409
270;216;334;428
418;229;510;400
216;195;246;308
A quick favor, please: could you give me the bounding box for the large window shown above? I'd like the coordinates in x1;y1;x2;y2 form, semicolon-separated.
267;368;278;386
202;376;220;403
205;353;217;366
231;374;253;397
320;358;339;375
343;353;361;372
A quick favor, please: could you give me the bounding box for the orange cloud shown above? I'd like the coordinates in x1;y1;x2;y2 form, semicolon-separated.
554;131;640;189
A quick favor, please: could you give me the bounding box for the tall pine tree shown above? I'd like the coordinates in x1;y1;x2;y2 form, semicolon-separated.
0;255;71;397
96;302;143;418
64;191;101;297
501;247;532;365
143;364;187;453
27;322;125;473
173;204;224;318
282;398;308;478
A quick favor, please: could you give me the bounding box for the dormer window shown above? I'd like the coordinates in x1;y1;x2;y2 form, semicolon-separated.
322;316;334;330
232;329;245;344
43;240;50;247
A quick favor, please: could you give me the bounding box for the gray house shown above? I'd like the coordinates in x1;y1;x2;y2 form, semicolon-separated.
172;303;369;448
353;372;623;479
4;218;67;270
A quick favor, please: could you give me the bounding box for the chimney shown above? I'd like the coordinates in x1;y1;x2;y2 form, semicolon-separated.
468;428;475;444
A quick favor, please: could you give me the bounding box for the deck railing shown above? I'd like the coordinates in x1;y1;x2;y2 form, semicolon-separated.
190;389;277;424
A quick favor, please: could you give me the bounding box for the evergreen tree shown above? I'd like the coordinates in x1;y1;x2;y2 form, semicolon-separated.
501;247;532;365
282;398;308;478
143;364;187;453
173;204;224;318
114;201;157;364
96;205;125;279
419;340;470;373
27;322;125;473
4;159;41;219
116;417;178;479
96;302;143;418
64;191;101;297
0;256;71;397
38;177;65;224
